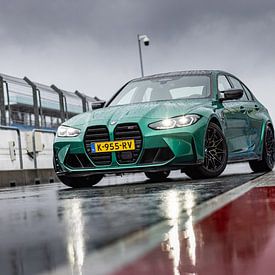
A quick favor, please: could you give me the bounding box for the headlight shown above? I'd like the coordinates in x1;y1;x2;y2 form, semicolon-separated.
149;115;200;130
57;126;81;137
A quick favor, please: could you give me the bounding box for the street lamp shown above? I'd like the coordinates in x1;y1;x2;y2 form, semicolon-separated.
137;34;150;77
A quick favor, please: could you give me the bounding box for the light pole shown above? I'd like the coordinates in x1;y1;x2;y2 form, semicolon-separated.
137;34;150;77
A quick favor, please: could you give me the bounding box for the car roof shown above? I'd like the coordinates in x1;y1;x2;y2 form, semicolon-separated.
132;70;230;81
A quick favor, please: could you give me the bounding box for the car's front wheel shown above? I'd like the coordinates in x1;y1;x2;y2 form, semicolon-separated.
145;170;170;181
249;125;275;172
185;122;228;179
58;174;103;188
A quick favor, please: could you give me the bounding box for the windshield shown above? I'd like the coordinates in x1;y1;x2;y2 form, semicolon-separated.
108;75;211;107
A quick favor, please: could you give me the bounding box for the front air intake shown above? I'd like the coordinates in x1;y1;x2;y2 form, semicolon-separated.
140;148;174;164
64;154;93;168
53;148;63;172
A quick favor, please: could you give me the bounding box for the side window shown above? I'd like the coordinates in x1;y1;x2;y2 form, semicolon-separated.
218;75;231;91
228;76;248;101
241;84;254;101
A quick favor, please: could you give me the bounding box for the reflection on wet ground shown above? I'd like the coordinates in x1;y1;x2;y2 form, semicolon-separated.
113;174;275;275
0;164;261;274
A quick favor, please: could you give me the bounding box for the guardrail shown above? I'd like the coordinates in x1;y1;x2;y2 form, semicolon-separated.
32;129;56;169
0;126;23;169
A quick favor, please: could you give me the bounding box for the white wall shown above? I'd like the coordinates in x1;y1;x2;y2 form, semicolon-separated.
0;129;55;170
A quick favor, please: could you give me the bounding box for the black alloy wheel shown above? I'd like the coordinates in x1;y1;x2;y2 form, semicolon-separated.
249;125;275;172
185;122;228;179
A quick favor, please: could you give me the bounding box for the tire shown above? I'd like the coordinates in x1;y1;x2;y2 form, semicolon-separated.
249;125;275;172
58;174;103;188
185;122;228;179
145;170;170;181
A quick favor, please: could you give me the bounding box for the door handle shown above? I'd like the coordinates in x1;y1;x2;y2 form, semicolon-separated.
240;106;246;113
254;105;260;111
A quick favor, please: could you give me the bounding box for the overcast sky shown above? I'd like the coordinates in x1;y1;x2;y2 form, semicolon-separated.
1;0;275;119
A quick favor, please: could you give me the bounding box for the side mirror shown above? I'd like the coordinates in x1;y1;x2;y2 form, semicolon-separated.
220;89;243;101
91;101;106;110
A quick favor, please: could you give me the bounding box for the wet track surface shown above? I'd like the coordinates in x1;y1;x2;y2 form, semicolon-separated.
0;164;262;275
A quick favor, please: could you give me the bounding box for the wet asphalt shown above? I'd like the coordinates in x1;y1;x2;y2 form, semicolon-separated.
0;163;262;275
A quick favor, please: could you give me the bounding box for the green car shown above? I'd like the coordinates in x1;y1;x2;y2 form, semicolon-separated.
54;70;275;188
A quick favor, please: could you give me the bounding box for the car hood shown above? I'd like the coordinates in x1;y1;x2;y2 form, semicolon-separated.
65;99;211;127
93;99;210;121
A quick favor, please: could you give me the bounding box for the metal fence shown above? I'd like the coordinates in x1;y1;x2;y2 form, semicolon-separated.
0;73;100;129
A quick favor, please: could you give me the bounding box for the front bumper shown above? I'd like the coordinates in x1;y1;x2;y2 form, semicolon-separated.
53;118;207;176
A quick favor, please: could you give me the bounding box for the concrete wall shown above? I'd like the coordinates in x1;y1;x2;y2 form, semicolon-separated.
0;169;59;188
0;128;59;188
0;128;55;170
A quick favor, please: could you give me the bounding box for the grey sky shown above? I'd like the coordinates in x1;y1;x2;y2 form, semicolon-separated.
1;0;275;118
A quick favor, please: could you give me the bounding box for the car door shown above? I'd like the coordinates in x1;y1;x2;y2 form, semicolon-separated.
218;74;250;159
227;76;262;158
240;83;263;156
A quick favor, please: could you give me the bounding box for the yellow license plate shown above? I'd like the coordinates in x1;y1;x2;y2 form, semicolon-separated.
91;139;136;153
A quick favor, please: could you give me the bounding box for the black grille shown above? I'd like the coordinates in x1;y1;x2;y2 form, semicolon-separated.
84;126;112;165
114;123;142;164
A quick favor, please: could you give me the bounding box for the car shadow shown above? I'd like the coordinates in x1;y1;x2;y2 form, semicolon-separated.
57;171;263;200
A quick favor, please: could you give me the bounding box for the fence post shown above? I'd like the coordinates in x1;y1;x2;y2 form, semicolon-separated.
51;85;66;123
75;90;87;112
0;76;6;126
24;77;40;128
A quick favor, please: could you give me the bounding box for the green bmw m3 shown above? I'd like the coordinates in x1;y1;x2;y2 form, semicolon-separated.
54;70;275;187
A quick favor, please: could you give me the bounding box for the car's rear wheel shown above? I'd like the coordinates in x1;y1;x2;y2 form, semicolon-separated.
185;122;228;179
145;170;170;181
249;125;275;172
58;174;103;188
